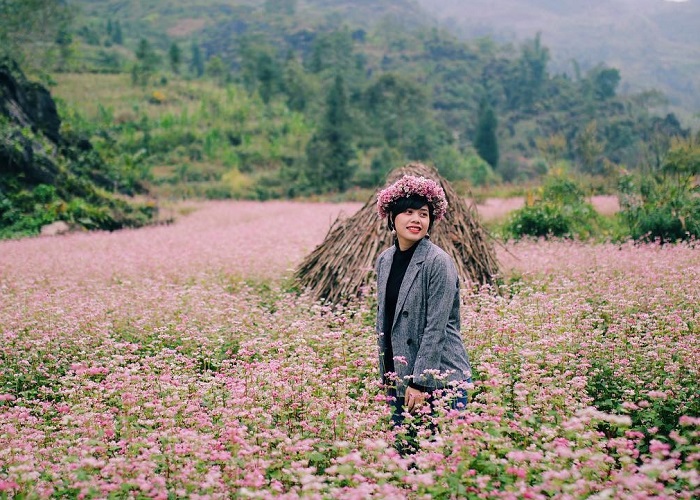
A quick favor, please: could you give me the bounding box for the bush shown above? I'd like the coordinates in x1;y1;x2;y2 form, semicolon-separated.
505;173;606;240
617;136;700;242
505;203;571;238
433;146;499;187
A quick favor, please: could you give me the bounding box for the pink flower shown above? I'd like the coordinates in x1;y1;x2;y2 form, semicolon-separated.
649;439;671;456
679;415;700;426
647;390;667;400
506;466;527;479
377;175;448;220
0;480;19;492
392;355;408;366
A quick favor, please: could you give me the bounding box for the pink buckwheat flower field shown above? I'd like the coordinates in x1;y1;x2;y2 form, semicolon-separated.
1;200;698;499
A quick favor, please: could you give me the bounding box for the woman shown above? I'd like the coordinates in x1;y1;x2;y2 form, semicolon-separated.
375;173;472;431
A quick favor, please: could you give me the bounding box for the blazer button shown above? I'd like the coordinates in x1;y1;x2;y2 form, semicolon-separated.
402;311;408;317
407;338;413;346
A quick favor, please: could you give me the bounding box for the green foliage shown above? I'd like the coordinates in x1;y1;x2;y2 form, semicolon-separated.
168;42;181;74
239;41;284;103
618;136;700;242
586;353;700;458
361;73;430;153
304;75;356;193
504;33;549;111
132;39;159;86
0;0;74;73
111;20;123;45
504;203;571;239
592;66;621;101
505;173;607;240
474;100;499;169
190;41;204;78
0;176;155;240
31;0;698;201
433;146;499;187
0;71;156;239
575;121;606;175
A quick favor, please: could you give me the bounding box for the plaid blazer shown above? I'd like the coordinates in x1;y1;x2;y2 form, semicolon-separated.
375;238;472;396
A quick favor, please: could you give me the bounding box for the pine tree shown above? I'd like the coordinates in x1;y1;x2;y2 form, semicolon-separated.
474;101;499;169
190;41;204;77
134;38;157;86
305;75;355;192
169;42;181;74
112;20;123;45
55;27;73;71
323;75;355;191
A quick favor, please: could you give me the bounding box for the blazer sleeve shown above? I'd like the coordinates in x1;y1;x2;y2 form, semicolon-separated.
411;251;458;387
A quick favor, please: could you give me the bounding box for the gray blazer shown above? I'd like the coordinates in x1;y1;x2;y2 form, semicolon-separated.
375;238;471;396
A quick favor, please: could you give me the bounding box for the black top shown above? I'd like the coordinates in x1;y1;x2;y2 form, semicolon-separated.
383;239;419;381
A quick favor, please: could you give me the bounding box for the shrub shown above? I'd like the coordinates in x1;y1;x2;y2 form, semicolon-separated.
618;136;700;242
506;203;571;238
505;173;606;240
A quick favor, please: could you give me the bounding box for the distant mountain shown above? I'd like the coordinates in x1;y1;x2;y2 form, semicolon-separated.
416;0;700;121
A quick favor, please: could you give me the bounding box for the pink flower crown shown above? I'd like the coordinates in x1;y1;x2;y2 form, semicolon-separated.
376;175;448;221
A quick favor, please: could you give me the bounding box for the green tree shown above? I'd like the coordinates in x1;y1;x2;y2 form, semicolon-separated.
240;43;282;103
593;67;621;100
575;121;605;175
55;27;74;71
369;146;402;186
305;75;356;192
256;52;281;103
282;56;318;112
474;100;499;169
112;20;123;45
133;38;158;86
190;41;204;77
536;133;567;168
363;73;429;148
306;29;361;88
205;55;227;84
504;33;549;110
619;136;700;242
169;42;181;74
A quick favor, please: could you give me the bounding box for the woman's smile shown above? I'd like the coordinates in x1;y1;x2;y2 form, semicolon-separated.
394;205;430;250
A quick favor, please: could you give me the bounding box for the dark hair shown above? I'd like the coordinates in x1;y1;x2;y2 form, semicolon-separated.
387;194;435;231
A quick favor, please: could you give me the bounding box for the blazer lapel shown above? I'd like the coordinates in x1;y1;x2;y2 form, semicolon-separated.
392;238;429;329
377;245;395;331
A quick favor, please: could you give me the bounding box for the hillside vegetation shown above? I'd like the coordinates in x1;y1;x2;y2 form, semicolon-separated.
418;0;700;122
1;0;698;239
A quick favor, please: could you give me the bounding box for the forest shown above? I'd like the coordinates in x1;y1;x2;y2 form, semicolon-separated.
0;0;698;240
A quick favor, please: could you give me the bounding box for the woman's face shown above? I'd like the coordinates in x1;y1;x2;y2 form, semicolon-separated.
394;204;430;250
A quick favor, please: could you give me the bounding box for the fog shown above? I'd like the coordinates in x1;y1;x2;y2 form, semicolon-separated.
414;0;700;117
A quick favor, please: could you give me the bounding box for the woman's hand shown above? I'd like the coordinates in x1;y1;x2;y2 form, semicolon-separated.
405;386;428;412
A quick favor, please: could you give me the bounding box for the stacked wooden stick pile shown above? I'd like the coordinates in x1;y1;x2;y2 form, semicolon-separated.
293;162;500;304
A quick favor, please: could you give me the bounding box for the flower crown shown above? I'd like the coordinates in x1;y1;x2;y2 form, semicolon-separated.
376;175;448;221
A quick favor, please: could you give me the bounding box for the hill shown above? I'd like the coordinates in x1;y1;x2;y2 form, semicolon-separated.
0;0;692;229
0;58;156;238
52;0;690;191
417;0;700;123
